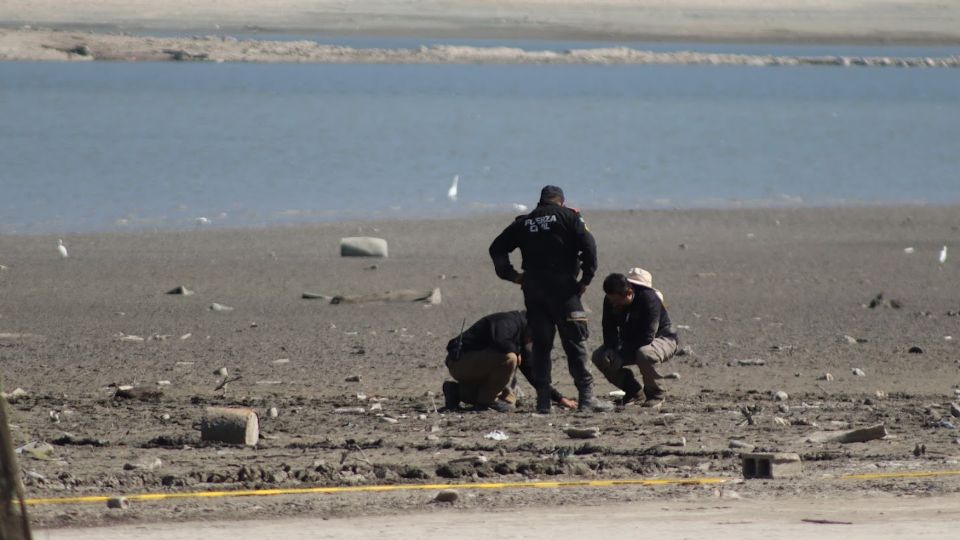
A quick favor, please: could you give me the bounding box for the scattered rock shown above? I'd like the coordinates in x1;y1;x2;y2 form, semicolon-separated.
340;237;388;257
852;368;866;377
124;458;162;471
665;437;686;447
564;427;600;439
381;416;399;424
950;403;960;418
106;497;129;510
16;442;55;460
842;335;858;344
200;406;259;446
774;390;789;401
330;288;441;305
819;373;835;381
166;286;194;296
52;433;109;447
69;44;92;57
729;440;755;451
215;367;229;377
484;430;509;441
866;293;902;309
731;358;765;367
268;407;279;418
210;302;234;312
2;387;29;403
806;424;887;444
344;375;362;382
661;372;681;380
908;346;924;354
114;386;163;402
773;417;790;426
334;407;366;414
435;490;458;503
301;292;333;300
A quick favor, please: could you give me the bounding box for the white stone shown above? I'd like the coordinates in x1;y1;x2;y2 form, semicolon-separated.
340;237;388;257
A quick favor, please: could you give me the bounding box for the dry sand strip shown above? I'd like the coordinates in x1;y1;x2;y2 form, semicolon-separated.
2;0;960;44
2;28;960;65
39;495;960;540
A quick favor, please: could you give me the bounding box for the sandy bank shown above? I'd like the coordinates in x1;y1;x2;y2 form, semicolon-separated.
2;206;960;527
2;1;960;44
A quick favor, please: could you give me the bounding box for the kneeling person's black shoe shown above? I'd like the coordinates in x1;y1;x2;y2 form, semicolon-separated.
485;400;515;413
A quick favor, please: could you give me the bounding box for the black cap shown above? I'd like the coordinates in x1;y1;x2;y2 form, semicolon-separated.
540;185;565;203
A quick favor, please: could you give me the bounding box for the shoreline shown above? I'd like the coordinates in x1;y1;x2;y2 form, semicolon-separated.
3;202;959;237
2;27;960;64
2;1;960;63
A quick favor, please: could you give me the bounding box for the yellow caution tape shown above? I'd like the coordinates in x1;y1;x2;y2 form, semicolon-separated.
25;477;725;506
24;469;960;506
840;470;960;481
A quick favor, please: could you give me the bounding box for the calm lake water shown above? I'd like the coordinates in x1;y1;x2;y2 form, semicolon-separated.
1;44;959;234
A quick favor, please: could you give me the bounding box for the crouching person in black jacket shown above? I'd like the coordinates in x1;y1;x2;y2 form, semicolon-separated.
592;269;679;409
443;310;576;412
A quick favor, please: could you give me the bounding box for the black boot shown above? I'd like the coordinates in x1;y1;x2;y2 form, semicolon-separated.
442;381;461;411
578;389;615;412
536;389;552;414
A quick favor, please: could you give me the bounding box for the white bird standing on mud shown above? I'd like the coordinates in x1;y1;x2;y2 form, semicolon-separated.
447;175;459;202
939;245;948;264
57;239;69;258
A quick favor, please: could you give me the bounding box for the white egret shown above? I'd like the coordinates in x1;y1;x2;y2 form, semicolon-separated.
57;239;69;258
447;175;459;202
939;246;948;264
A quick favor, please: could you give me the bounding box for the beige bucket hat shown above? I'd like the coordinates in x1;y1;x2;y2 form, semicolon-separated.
626;267;664;302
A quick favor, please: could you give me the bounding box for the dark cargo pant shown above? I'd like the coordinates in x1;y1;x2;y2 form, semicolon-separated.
522;279;594;401
591;337;677;399
446;349;519;406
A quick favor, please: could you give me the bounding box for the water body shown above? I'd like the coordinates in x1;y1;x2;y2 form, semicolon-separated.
1;54;959;234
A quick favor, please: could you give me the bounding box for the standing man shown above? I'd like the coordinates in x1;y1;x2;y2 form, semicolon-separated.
442;310;577;412
489;186;613;413
593;269;679;409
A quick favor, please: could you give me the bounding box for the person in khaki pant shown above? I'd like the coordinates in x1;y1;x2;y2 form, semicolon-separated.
592;269;679;409
443;311;576;413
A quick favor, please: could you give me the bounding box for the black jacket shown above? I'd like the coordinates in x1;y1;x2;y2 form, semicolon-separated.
447;311;526;357
488;202;598;287
602;283;677;359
